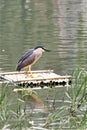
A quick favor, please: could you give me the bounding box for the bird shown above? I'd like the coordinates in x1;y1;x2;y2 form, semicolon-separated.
16;45;50;77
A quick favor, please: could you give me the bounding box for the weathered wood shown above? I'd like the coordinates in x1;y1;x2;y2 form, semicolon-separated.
0;70;71;87
0;70;53;75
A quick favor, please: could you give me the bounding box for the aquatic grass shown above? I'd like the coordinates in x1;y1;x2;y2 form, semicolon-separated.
7;110;31;129
0;84;31;130
0;68;87;129
44;68;87;129
0;84;11;126
67;68;87;111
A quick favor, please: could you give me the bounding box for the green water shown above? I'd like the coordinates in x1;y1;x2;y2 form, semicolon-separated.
0;0;87;74
0;0;87;129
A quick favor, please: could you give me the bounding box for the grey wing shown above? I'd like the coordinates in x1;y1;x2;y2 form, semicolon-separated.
16;49;35;71
21;53;35;67
18;49;34;63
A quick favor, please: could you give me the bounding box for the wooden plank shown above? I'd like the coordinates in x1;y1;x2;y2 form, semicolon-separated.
0;70;71;87
1;73;71;82
0;70;53;75
14;76;71;83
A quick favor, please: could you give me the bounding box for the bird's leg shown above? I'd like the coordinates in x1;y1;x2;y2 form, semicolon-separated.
28;65;31;72
29;66;33;77
25;66;29;77
29;66;35;78
25;66;33;78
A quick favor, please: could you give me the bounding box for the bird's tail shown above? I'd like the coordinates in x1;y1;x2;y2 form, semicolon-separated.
16;64;21;71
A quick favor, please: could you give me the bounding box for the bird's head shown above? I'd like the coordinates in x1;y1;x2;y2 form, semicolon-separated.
34;45;50;52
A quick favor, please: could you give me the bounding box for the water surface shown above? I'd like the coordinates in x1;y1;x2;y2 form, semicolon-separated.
0;0;87;74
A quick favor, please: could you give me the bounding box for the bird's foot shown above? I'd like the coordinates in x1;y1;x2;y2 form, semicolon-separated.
25;73;38;78
25;72;34;78
25;71;39;78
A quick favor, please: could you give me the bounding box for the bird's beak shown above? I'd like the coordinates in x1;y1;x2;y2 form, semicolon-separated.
44;48;51;52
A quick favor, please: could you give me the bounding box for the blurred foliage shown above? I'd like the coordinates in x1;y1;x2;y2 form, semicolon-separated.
44;68;87;129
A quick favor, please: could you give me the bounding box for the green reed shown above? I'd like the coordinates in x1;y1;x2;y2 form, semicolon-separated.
0;84;31;130
44;68;87;129
0;68;87;130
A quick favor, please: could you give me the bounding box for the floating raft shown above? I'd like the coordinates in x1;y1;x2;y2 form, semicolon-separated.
0;70;71;89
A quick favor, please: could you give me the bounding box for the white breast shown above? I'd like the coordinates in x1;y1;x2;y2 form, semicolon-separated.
32;48;44;65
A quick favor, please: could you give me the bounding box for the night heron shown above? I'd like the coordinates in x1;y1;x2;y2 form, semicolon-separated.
16;45;50;77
